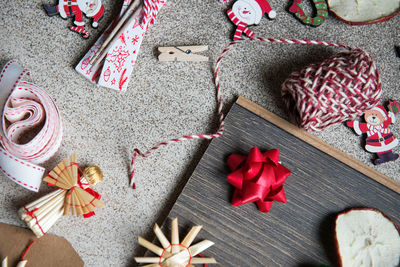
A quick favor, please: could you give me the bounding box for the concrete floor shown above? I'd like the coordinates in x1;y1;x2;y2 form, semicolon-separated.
0;0;399;266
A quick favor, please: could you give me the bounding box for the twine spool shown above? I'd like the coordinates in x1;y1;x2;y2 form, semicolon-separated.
83;166;103;186
282;48;382;131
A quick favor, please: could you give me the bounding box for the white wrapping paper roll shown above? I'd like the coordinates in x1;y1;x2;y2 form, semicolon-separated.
76;0;167;91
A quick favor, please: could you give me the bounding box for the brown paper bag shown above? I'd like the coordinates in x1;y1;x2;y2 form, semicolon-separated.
0;223;83;267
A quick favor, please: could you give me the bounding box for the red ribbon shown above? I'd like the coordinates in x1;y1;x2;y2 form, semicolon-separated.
77;173;101;218
47;168;102;218
227;147;291;213
23;207;46;235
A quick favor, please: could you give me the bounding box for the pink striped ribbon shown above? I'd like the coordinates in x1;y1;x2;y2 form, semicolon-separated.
129;37;353;188
0;60;63;191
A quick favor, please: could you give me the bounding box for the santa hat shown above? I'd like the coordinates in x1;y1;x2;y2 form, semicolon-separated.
371;105;388;119
243;0;276;24
91;4;104;28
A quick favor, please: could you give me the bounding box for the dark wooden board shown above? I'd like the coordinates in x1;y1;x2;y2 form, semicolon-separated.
159;97;400;266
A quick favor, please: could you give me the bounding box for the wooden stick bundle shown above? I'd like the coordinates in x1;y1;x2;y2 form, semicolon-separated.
90;0;143;69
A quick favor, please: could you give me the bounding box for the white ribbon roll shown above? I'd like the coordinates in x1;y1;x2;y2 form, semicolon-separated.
0;60;63;192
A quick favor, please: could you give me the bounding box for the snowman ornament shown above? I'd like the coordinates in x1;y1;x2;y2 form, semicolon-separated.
227;0;276;40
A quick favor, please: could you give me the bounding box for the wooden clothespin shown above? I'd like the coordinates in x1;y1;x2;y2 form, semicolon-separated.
158;46;209;62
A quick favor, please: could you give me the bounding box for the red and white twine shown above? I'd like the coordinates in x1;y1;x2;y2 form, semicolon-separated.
142;0;165;29
282;47;381;131
129;37;382;188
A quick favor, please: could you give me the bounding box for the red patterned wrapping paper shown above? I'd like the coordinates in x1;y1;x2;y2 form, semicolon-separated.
76;0;167;91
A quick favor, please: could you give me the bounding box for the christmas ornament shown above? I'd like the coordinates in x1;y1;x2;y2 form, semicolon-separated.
76;0;167;91
346;105;399;165
288;0;328;26
327;0;400;25
18;154;105;238
227;0;276;40
135;218;217;266
0;60;63;192
388;100;399;115
227;147;291;212
129;37;382;189
335;208;400;267
43;0;105;38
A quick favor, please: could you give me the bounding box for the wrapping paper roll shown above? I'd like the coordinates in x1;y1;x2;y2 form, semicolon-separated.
0;60;63;191
76;0;167;91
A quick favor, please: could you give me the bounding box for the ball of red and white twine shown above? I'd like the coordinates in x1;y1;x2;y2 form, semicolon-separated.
282;47;381;131
129;37;382;188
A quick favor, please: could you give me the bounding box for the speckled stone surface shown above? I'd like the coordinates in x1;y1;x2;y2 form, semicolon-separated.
0;1;399;266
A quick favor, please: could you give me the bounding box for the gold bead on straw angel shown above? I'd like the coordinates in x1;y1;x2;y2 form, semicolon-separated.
18;154;105;238
135;218;217;267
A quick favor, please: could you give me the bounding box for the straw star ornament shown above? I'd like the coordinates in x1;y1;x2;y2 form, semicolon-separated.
135;218;217;267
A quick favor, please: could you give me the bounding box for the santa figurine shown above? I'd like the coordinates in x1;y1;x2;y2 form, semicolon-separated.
43;0;104;38
227;0;276;40
346;105;399;165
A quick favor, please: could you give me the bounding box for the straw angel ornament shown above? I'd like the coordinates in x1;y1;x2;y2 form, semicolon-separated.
135;218;217;266
18;154;105;238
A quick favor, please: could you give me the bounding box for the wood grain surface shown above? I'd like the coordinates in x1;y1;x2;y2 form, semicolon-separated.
236;96;400;195
156;97;400;266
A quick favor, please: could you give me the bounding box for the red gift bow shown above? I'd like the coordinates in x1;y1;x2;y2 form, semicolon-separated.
227;147;292;212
